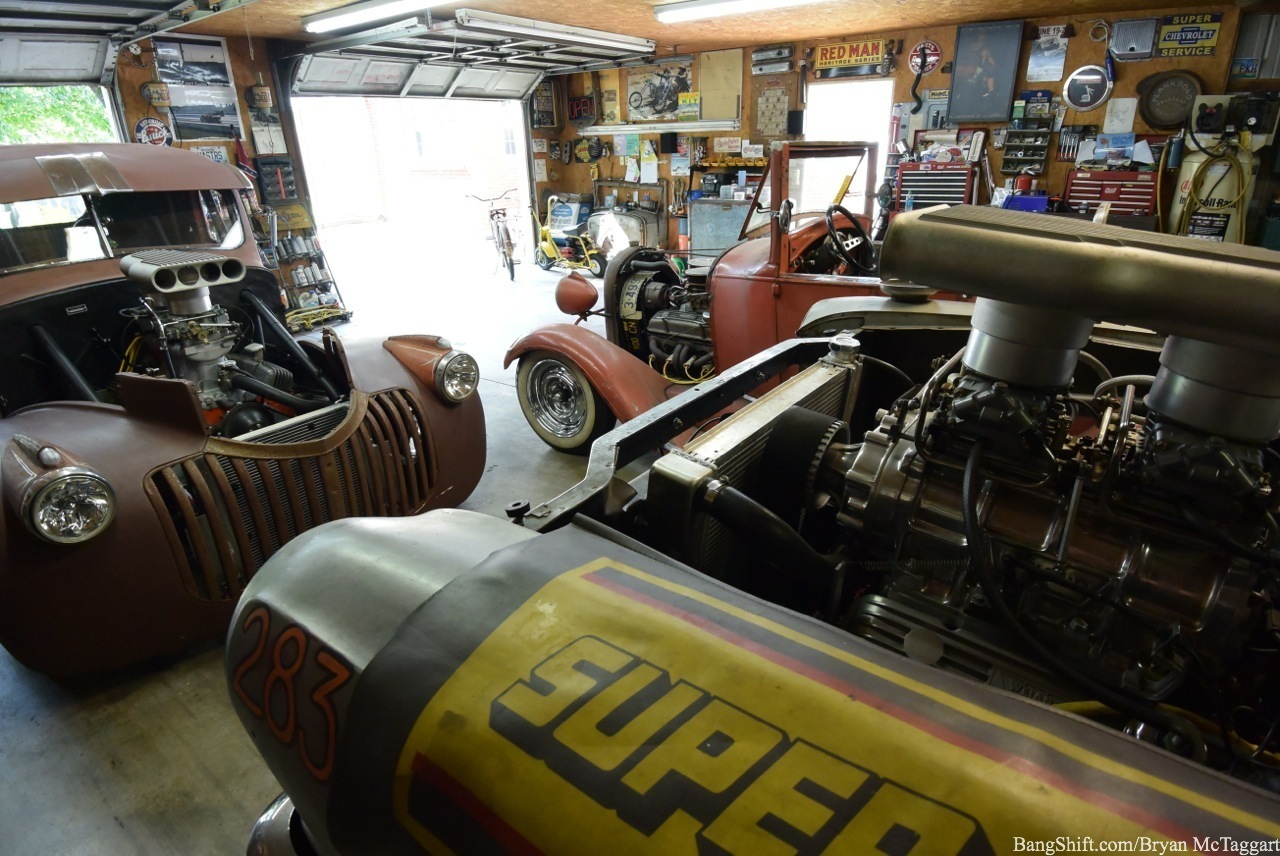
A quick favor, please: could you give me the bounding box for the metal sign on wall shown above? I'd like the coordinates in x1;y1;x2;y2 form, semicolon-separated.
814;38;885;68
1157;12;1222;58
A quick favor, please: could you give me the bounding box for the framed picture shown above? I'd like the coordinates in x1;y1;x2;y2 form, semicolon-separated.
947;20;1024;124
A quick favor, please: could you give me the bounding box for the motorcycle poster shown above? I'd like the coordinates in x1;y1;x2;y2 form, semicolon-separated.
626;61;693;120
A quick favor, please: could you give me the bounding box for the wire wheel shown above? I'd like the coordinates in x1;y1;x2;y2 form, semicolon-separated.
516;351;615;454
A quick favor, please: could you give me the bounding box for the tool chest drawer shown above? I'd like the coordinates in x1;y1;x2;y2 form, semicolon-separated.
1063;170;1158;216
895;163;977;209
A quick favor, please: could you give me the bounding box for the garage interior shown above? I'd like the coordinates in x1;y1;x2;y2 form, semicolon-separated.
5;0;1280;852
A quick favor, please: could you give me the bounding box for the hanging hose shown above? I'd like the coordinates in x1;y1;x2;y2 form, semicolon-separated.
908;43;927;114
241;290;340;401
1171;120;1253;241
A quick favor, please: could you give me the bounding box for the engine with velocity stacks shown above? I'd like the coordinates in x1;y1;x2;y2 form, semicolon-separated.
637;208;1280;788
118;249;328;435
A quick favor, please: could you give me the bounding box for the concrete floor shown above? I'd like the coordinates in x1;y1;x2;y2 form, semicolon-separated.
0;250;606;854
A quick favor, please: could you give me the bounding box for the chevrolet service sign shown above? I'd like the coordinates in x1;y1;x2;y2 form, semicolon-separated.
1157;13;1222;58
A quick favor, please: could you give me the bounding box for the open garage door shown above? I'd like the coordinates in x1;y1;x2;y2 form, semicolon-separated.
287;9;655;101
0;0;258;85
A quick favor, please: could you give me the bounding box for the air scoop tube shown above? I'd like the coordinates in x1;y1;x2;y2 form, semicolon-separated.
228;373;329;413
240;290;340;401
698;478;834;609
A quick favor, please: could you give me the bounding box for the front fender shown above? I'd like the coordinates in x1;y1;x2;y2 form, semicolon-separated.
505;323;670;421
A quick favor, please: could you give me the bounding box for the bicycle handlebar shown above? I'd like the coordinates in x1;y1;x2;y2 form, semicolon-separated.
467;189;518;204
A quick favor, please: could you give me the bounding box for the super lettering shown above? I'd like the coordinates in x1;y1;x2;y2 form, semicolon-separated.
471;637;992;855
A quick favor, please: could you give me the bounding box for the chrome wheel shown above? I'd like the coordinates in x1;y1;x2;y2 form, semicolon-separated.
527;358;588;438
516;351;616;454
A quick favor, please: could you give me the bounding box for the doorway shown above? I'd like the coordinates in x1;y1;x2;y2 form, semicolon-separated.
290;97;531;292
804;78;894;217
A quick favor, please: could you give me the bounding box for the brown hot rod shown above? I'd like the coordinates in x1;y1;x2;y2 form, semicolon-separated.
0;144;484;675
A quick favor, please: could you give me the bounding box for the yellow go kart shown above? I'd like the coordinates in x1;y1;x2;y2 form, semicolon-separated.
534;194;606;278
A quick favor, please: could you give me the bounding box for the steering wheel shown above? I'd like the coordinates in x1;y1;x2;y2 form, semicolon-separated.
824;204;878;273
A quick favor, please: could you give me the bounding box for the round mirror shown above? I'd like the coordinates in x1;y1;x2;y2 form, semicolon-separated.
778;197;794;232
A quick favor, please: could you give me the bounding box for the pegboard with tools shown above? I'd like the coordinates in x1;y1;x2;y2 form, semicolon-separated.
1057;125;1097;162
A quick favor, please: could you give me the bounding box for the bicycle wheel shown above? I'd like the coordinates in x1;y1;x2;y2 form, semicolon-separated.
497;222;515;281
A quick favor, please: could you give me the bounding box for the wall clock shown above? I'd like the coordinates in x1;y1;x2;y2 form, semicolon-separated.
1063;65;1112;112
1137;70;1202;129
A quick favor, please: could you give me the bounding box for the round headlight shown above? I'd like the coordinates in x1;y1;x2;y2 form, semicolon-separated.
437;351;479;403
25;468;116;544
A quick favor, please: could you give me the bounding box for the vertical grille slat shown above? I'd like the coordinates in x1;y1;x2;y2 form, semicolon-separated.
390;389;431;505
363;402;403;516
380;391;421;503
252;458;291;554
317;451;348;519
354;423;387;515
278;459;310;536
201;453;255;597
159;465;220;599
148;390;435;601
228;457;273;565
343;440;374;516
181;459;239;594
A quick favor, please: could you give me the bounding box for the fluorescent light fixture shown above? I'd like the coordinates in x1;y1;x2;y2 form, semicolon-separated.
578;119;740;136
655;0;826;24
304;0;447;34
454;10;656;54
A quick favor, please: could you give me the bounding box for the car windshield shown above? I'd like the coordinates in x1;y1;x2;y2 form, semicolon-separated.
742;149;873;238
0;188;244;273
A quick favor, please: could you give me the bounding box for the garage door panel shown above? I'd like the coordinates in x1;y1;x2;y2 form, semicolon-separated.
0;36;110;83
405;65;540;99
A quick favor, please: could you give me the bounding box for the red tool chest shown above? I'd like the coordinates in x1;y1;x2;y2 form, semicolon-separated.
1063;170;1158;217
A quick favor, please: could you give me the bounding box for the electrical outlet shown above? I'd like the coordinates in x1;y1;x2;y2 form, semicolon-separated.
128;43;142;56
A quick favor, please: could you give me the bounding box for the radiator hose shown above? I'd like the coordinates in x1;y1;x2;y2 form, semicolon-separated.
228;372;330;413
697;478;834;610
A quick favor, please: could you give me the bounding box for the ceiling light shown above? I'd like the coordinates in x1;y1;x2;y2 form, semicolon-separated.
655;0;827;24
303;0;447;34
453;10;655;54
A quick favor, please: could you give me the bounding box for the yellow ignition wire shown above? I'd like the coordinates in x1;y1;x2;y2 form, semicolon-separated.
649;355;705;385
119;336;143;373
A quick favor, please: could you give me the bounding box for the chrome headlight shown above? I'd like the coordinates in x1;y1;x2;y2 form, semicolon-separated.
436;351;480;403
23;467;116;544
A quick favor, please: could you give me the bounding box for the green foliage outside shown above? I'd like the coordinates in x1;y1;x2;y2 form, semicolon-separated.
0;86;117;145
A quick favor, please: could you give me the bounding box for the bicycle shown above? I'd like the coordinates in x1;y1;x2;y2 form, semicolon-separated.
470;190;517;281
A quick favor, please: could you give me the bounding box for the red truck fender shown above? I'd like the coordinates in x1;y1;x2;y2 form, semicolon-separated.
504;323;671;421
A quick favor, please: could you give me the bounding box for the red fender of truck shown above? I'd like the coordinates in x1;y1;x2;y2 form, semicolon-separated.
504;323;672;421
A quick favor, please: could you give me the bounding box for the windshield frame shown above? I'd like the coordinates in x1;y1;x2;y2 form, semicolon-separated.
739;141;879;242
1;187;248;276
